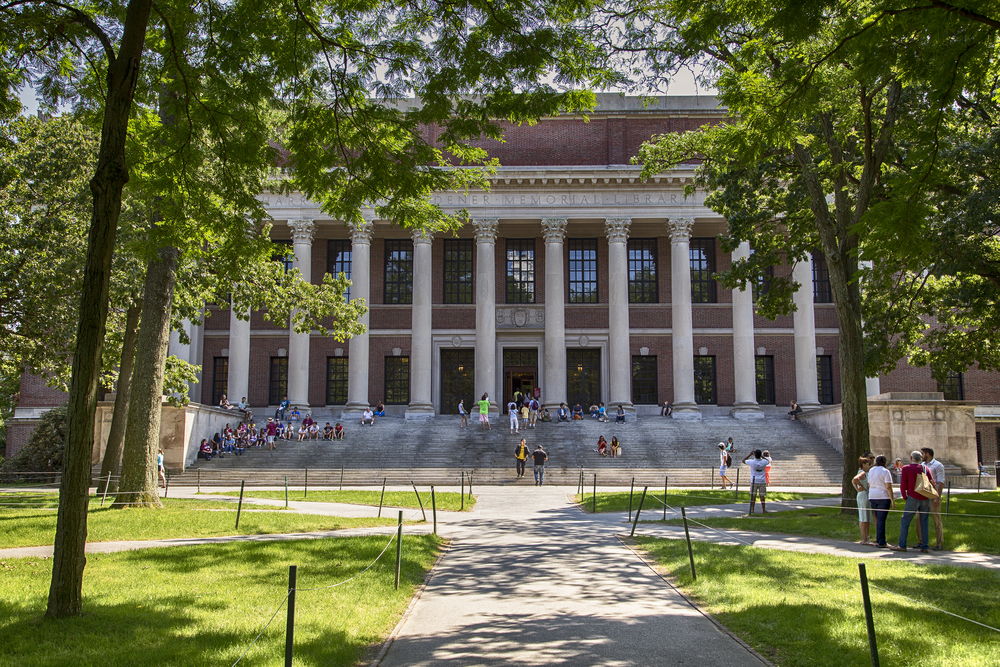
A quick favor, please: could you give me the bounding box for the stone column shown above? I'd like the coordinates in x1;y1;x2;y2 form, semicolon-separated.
287;219;315;407
860;260;882;397
669;218;701;420
606;218;635;413
344;220;373;417
474;218;499;414
227;302;251;405
792;255;820;408
406;229;435;419
542;218;568;412
730;242;764;419
188;315;204;404
168;318;203;403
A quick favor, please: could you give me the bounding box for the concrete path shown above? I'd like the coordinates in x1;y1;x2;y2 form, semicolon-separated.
375;485;769;666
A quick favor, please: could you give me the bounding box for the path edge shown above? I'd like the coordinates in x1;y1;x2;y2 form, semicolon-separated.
618;535;776;667
368;537;454;667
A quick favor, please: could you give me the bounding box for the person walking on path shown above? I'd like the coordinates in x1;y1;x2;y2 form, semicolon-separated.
921;447;946;550
514;439;529;479
458;399;468;429
742;449;769;514
891;450;936;553
718;444;734;489
508;399;520;433
532;444;548;486
478;393;492;431
157;449;167;489
853;456;875;545
867;455;895;548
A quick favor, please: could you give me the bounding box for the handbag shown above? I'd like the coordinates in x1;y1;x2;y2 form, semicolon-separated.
914;465;940;500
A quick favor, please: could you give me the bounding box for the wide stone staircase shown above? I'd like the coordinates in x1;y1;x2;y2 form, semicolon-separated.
165;414;844;488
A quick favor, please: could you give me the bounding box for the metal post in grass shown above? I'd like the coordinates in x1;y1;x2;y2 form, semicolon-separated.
630;486;648;537
710;467;714;490
304;468;308;498
101;472;111;507
285;476;289;509
411;482;427;522
394;510;403;590
858;563;880;667
378;477;387;518
628;477;635;522
593;473;597;513
734;469;740;501
431;485;437;535
468;472;473;498
946;482;951;516
340;465;344;490
460;472;465;511
681;507;696;581
285;564;297;667
197;468;201;494
578;467;584;495
663;475;668;521
978;470;982;493
235;480;245;530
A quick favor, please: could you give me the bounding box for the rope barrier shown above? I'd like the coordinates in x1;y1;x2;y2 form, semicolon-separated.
230;591;290;667
293;532;398;592
869;583;1000;634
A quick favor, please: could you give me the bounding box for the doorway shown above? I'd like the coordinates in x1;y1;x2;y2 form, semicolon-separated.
503;348;538;413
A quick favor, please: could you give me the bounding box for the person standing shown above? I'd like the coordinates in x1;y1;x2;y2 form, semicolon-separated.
762;450;772;485
508;398;520;433
528;397;540;428
742;449;769;514
853;456;875;545
478;393;492;431
867;455;894;548
892;450;935;553
514;439;529;479
265;417;278;451
920;447;946;550
458;399;468;429
718;444;734;489
157;449;167;489
531;444;548;486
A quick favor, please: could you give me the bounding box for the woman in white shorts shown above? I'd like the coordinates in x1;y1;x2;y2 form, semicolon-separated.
718;443;734;489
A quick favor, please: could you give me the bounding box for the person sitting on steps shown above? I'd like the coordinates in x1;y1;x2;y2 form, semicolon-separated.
589;402;599;419
374;400;385;416
596;436;608;456
540;407;552;422
572;403;584;419
334;422;345;440
557;403;569;421
615;404;626;424
597;402;607;422
660;400;673;417
362;407;375;426
787;401;802;420
609;436;621;458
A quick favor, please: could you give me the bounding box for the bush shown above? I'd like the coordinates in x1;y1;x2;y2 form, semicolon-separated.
1;405;68;475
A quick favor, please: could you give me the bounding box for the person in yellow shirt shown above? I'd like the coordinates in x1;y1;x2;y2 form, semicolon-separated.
514;438;529;478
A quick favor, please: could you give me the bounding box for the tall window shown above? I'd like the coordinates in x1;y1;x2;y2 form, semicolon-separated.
269;357;288;405
440;349;474;414
506;239;535;303
385;356;410;404
327;240;352;301
384;240;413;304
212;357;229;405
326;357;348;404
817;355;834;404
690;238;717;303
755;356;775;405
693;356;717;404
566;349;601;409
631;356;658;404
273;240;294;273
628;239;658;303
938;371;964;400
568;239;598;303
813;251;833;303
754;266;774;301
443;239;474;304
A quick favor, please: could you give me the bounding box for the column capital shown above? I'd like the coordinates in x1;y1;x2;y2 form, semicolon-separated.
541;218;568;243
411;228;434;245
351;221;374;245
287;219;315;243
668;217;695;242
605;217;631;244
472;218;499;244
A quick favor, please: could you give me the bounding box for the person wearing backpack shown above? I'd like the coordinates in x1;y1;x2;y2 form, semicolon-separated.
718;443;735;489
514;439;529;479
891;450;937;553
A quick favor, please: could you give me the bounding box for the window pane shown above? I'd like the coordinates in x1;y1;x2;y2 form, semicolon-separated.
568;239;598;303
385;357;410;404
693;356;717;404
326;357;348;404
690;238;717;303
937;371;964;401
440;349;475;413
817;356;834;404
755;356;775;404
213;357;229;405
813;251;833;303
444;239;474;304
627;239;658;303
631;355;657;404
269;357;288;405
273;240;294;273
506;239;535;303
566;349;601;408
327;240;352;301
384;240;413;304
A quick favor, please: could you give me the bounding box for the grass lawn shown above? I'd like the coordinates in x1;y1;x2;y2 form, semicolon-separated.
0;493;406;549
633;536;1000;667
654;490;1000;555
574;489;835;513
209;489;476;512
0;534;443;667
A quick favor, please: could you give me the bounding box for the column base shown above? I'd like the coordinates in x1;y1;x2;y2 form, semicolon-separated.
797;402;822;411
730;403;765;420
340;402;370;419
671;403;702;421
405;403;436;420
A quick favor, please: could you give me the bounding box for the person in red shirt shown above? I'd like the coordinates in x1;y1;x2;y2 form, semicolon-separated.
265;418;278;451
891;450;935;553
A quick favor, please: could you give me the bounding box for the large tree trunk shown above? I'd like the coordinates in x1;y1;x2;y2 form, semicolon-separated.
47;0;154;618
114;246;180;508
97;302;142;496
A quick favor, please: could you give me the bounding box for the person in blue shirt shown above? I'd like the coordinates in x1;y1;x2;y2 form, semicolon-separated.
558;403;569;421
276;395;290;421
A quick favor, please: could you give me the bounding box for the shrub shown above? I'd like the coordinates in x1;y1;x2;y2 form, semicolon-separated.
1;405;68;475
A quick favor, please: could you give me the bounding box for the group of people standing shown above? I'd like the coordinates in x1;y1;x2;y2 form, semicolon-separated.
854;447;945;552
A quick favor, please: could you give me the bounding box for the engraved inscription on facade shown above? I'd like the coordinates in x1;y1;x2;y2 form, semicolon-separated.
496;307;545;329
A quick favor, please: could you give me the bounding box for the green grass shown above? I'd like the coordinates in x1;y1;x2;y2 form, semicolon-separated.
0;493;406;548
633;536;1000;667
209;489;476;512
654;490;1000;555
0;535;443;667
574;489;835;513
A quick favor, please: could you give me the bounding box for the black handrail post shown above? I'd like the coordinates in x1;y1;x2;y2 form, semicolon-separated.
394;510;403;590
285;565;297;667
630;486;648;537
460;471;465;511
431;485;437;535
593;474;597;513
663;475;668;521
304;468;308;498
411;482;427;522
235;480;245;530
681;507;696;581
858;563;880;667
628;477;635;522
378;477;387;518
734;469;740;501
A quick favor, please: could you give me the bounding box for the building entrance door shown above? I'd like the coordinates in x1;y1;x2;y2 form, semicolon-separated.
503;348;538;413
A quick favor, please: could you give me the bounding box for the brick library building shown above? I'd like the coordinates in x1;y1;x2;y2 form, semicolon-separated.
9;95;1000;468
